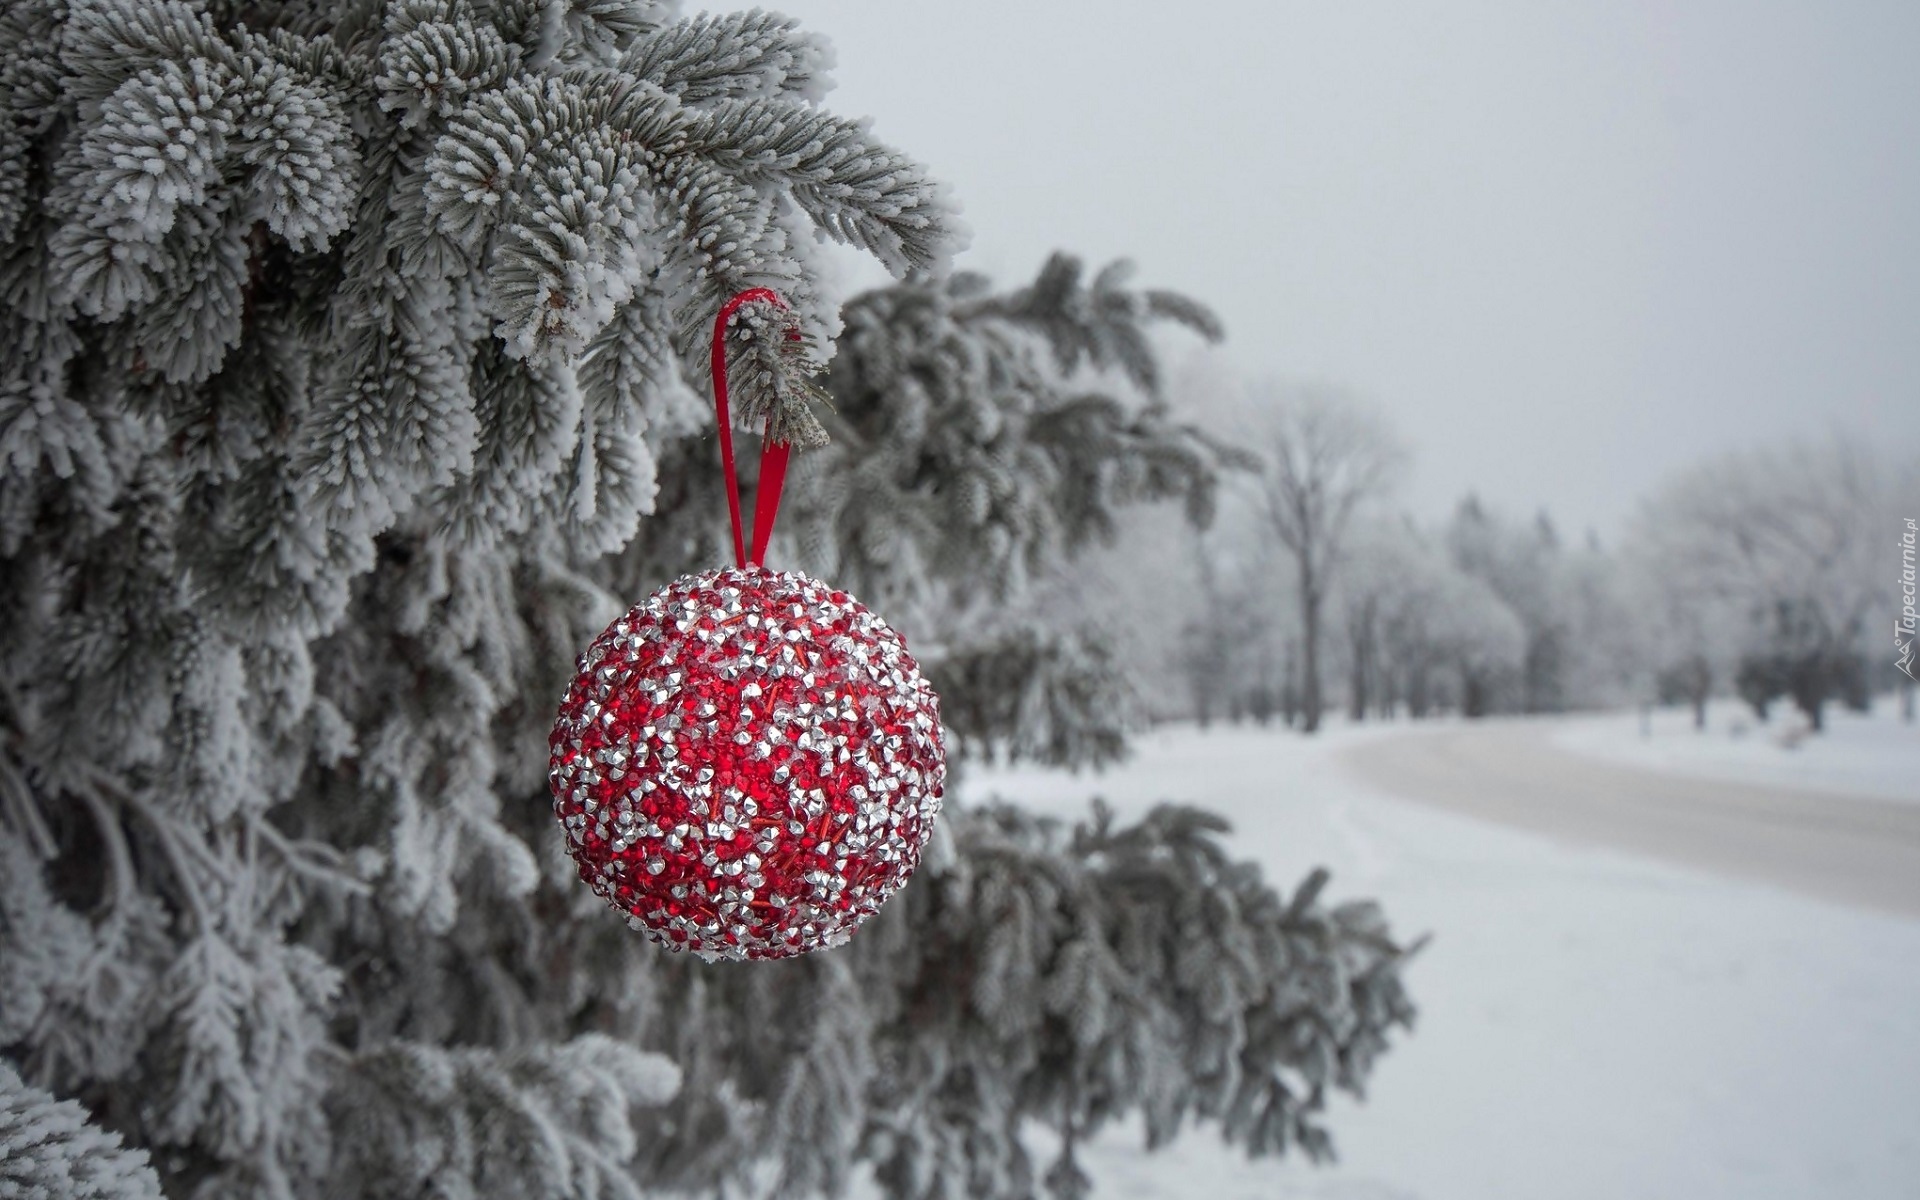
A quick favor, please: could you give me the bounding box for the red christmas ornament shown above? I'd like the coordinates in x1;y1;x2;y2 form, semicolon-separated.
548;291;945;960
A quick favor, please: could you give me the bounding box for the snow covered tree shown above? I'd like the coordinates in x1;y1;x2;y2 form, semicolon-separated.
1334;519;1416;721
1627;436;1895;731
1240;386;1405;733
1443;499;1574;714
1201;543;1301;726
1550;530;1642;713
1334;517;1524;719
1432;501;1642;718
1620;539;1738;730
1164;498;1291;728
0;3;1416;1197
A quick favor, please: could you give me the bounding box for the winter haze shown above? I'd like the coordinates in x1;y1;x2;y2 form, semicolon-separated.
1;3;1915;1200
783;0;1920;537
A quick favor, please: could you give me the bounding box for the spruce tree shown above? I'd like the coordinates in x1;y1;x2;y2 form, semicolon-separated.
0;3;1417;1197
1;1062;163;1200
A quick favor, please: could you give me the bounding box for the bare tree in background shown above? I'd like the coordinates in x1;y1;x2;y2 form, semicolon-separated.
1247;387;1407;733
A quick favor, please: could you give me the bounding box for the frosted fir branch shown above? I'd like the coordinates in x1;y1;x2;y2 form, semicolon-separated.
722;296;831;448
0;837;90;1049
563;274;703;550
228;57;362;251
143;935;262;1155
78;767;219;932
0;737;58;860
1144;288;1226;342
576;270;684;424
689;100;961;275
927;626;1135;769
808;800;1420;1200
973;252;1223;398
422;62;958;359
291;313;481;536
431;343;586;546
652;150;813;343
247;23;374;90
1029;392;1236;534
374;1;523;129
564;381;663;553
164;624;254;823
622;9;836;106
70;779;144;941
246;813;373;898
544;0;680;67
325;1036;682;1200
446;72;817;349
125;204;252;385
786;261;1228;613
16;786;185;1087
0;0;66;244
421;75;675;356
0;1061;164;1200
420;75;616;249
139;929;339;1169
48;57;241;320
186;457;376;640
759;956;873;1200
55;0;229;116
0;334;121;546
48;42;360;322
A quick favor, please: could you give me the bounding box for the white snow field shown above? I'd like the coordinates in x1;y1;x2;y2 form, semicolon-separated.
956;710;1920;1200
1552;696;1918;803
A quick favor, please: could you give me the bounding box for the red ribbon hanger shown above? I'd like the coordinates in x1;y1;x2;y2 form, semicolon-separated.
710;288;795;569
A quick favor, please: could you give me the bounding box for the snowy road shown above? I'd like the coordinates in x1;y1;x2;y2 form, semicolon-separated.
1342;718;1920;918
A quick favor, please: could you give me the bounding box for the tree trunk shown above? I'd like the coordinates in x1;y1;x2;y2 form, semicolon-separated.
1249;684;1274;726
1681;656;1712;729
1347;596;1375;723
1788;657;1828;732
1300;576;1323;734
1347;653;1366;722
1281;651;1299;728
1462;668;1488;719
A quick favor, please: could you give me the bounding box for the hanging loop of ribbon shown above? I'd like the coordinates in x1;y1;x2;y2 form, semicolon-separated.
711;288;798;569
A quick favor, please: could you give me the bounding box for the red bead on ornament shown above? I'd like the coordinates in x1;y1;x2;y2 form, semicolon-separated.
548;290;946;960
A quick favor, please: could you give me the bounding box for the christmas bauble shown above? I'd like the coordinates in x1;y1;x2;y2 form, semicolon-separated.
548;566;945;960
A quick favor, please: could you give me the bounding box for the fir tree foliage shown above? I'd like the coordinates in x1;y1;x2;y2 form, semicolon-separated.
859;802;1414;1198
1;1061;164;1200
324;1034;682;1200
719;293;832;449
1;0;949;1194
0;2;1414;1197
794;254;1230;610
932;628;1134;769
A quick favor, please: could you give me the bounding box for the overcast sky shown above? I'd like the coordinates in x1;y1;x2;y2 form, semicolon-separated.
775;0;1919;539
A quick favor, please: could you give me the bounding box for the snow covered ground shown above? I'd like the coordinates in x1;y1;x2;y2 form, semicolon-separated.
1551;696;1918;802
956;712;1920;1200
